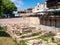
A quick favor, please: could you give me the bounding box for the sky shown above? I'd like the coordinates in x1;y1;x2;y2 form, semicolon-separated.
10;0;46;11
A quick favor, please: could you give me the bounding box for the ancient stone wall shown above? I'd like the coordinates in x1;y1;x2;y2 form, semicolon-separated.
0;17;60;33
0;17;40;25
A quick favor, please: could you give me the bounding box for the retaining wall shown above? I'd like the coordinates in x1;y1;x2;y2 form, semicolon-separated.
0;17;60;33
0;17;40;25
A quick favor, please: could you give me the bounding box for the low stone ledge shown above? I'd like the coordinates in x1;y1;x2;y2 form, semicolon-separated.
54;36;60;42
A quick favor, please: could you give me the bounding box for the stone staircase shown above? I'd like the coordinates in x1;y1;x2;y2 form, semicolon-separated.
4;24;41;44
21;35;40;41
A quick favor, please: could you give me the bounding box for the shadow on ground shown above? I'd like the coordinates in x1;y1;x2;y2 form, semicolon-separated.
0;31;10;37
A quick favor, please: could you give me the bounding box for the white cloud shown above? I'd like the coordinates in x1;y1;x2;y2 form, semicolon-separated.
10;0;24;10
10;0;16;2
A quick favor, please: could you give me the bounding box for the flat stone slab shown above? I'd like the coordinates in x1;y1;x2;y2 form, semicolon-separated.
54;36;60;42
27;39;46;45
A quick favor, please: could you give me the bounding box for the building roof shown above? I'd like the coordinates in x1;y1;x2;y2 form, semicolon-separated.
18;10;26;13
27;8;33;10
41;8;60;13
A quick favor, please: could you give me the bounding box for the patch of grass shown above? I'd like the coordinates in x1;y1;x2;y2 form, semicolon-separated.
0;37;18;45
37;34;55;41
0;31;18;45
31;33;39;36
52;41;60;45
21;40;27;45
57;43;60;45
37;37;49;41
13;40;19;45
0;26;4;30
21;33;40;38
0;27;19;45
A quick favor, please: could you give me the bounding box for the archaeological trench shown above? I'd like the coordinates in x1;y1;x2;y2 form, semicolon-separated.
0;16;60;45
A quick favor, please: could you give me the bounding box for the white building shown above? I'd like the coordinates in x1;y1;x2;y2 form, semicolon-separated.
32;2;48;14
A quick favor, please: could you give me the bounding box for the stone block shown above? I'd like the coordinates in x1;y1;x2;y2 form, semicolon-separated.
27;39;43;45
41;31;54;37
54;36;60;42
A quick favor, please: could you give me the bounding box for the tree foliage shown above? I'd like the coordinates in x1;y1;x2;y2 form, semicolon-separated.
3;0;17;14
0;0;17;17
0;0;3;18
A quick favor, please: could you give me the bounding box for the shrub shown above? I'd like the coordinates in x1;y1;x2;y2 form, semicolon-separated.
0;26;4;30
32;33;39;36
0;31;10;37
57;43;60;45
21;40;27;45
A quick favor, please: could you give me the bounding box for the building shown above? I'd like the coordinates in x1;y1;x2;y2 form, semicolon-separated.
39;0;60;33
32;2;48;14
18;8;33;17
47;0;60;9
18;10;26;13
26;8;33;13
18;10;27;17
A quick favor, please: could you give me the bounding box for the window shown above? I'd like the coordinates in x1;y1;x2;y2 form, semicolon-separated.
38;5;39;7
37;9;39;10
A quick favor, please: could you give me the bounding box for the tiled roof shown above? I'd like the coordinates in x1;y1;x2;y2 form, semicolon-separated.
27;8;33;10
18;10;26;13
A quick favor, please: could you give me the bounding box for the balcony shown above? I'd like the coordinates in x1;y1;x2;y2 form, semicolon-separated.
57;2;60;4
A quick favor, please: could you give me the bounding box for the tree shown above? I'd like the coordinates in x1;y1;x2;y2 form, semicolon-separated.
3;0;17;14
0;0;17;17
0;0;3;18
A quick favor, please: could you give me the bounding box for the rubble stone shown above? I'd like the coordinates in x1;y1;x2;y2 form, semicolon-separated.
54;36;60;42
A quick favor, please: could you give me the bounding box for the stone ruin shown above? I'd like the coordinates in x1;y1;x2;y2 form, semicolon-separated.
6;24;41;35
2;23;41;44
27;39;47;45
0;23;58;45
54;32;60;42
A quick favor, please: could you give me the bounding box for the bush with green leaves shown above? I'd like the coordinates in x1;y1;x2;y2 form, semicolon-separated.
0;26;4;30
0;31;10;37
20;40;27;45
